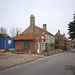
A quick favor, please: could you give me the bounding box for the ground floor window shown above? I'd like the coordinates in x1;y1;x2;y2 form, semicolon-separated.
23;42;29;50
40;42;45;50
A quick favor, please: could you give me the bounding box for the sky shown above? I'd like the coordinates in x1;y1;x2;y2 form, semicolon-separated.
0;0;75;38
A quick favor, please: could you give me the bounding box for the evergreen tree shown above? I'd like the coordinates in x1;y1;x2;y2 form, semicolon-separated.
0;33;10;38
0;33;5;38
68;13;75;40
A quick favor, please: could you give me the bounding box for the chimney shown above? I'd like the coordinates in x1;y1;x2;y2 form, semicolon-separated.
58;29;60;34
30;14;35;33
30;14;35;27
43;24;47;31
63;33;65;36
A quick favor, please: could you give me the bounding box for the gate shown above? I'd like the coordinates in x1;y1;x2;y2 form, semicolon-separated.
0;38;15;52
0;38;5;52
6;38;15;51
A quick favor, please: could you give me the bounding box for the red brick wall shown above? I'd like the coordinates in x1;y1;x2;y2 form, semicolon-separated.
55;33;64;45
15;40;35;53
14;33;45;53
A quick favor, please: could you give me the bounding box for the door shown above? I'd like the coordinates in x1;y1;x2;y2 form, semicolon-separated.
37;42;40;53
0;38;5;52
6;38;15;51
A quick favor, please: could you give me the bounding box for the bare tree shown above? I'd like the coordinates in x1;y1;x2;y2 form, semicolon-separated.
11;27;16;38
11;27;21;38
16;27;21;36
0;27;7;34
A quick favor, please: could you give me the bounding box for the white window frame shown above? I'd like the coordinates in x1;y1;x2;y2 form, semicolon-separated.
47;36;49;40
40;42;45;50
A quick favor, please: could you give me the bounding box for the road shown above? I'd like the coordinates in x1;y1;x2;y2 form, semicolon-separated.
0;50;75;75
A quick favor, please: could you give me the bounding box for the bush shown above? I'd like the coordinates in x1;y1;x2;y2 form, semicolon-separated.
5;48;10;52
55;44;63;49
58;44;63;49
73;45;75;48
42;50;49;53
55;44;58;49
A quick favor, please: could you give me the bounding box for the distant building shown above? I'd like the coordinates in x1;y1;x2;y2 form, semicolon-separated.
13;14;55;53
71;40;75;48
55;30;72;50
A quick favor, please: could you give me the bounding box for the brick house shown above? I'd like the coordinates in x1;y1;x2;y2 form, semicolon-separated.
55;30;72;50
13;33;45;53
71;40;75;48
13;14;55;53
22;14;55;50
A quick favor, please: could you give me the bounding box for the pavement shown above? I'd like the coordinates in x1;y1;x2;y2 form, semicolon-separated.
0;49;75;75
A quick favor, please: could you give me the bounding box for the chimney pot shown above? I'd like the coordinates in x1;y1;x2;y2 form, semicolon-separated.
30;14;35;27
63;33;65;36
43;24;47;31
31;14;34;17
58;29;60;34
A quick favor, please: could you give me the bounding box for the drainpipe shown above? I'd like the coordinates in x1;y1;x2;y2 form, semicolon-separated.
33;39;36;53
35;41;37;53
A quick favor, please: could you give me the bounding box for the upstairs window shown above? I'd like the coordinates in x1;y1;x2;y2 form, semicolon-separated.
47;36;49;40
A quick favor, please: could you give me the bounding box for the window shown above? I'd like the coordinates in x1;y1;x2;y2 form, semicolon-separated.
40;42;45;50
47;36;49;40
23;42;29;50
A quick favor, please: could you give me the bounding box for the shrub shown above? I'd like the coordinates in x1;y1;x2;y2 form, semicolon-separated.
5;48;10;52
42;50;49;53
55;44;63;49
73;45;75;48
58;44;63;49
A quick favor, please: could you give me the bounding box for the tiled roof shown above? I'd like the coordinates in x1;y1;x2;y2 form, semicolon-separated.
64;36;70;41
35;26;54;36
13;33;43;40
55;33;70;42
60;34;70;42
71;41;75;43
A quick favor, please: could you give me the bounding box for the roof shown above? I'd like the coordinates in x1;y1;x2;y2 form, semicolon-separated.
71;40;75;43
22;25;54;37
13;33;44;40
60;34;70;42
64;36;70;42
55;33;70;42
35;26;54;36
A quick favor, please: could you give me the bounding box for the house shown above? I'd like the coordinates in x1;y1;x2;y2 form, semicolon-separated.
13;14;55;53
55;30;72;50
13;33;45;53
71;40;75;48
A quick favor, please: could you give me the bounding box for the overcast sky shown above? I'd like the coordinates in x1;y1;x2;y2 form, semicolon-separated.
0;0;75;37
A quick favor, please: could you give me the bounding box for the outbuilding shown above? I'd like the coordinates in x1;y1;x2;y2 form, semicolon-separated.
13;33;45;53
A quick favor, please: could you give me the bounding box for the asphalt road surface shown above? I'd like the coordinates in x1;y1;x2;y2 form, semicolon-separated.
0;49;75;75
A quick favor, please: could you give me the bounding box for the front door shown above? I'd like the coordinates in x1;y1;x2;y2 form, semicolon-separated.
37;42;40;53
